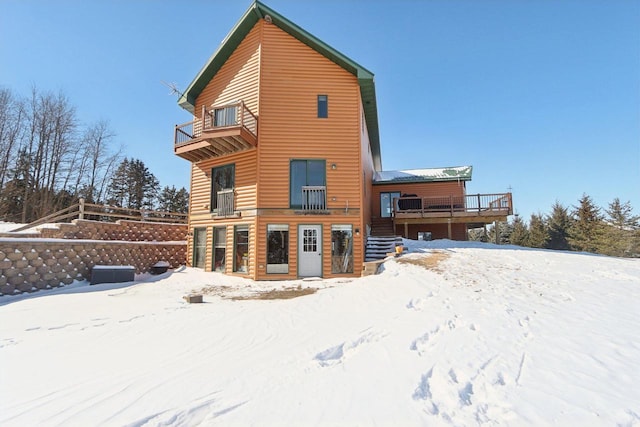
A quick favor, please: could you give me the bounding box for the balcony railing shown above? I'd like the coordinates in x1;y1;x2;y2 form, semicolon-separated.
302;186;327;211
174;101;258;161
216;189;234;217
393;193;513;218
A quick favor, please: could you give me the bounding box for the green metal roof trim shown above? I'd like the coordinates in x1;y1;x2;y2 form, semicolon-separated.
177;1;382;170
373;166;473;184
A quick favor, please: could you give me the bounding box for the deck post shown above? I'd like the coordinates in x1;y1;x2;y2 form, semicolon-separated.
404;222;408;239
447;219;452;239
79;198;85;220
495;220;500;245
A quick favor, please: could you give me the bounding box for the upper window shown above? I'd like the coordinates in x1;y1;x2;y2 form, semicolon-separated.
290;160;326;209
317;95;328;118
211;164;234;214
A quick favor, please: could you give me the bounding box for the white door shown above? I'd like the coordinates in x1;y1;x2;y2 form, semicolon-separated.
298;225;322;277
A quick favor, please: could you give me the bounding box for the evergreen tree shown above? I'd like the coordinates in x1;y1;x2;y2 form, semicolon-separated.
528;213;549;248
600;198;639;257
128;159;159;210
157;185;189;214
509;215;529;247
106;158;130;207
487;220;513;244
547;201;572;250
106;158;159;210
605;198;639;230
569;194;605;253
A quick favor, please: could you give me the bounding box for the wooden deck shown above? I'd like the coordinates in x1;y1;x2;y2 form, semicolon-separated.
393;193;512;224
174;101;257;162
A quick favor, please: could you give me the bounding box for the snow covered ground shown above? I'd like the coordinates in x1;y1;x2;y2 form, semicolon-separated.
1;239;639;426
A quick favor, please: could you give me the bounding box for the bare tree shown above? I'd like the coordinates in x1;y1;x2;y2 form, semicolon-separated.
0;88;25;191
19;87;78;221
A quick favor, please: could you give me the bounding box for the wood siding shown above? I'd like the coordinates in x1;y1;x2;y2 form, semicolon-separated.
187;150;257;273
255;216;364;280
398;223;468;241
360;99;376;238
194;22;261;119
257;22;362;211
185;20;373;279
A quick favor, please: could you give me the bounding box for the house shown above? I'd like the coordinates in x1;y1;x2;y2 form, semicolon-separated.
173;1;512;280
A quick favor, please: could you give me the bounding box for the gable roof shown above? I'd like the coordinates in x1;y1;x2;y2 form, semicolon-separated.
374;166;473;184
178;1;382;170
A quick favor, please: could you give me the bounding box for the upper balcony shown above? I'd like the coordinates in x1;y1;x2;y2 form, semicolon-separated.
393;193;513;224
174;101;258;162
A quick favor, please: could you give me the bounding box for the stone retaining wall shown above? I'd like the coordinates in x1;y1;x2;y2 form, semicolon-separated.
0;239;186;296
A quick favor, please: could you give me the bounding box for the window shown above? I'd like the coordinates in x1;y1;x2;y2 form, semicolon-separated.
317;95;328;118
380;192;401;218
213;105;237;127
193;227;207;269
331;225;353;273
267;224;289;274
211;164;234;214
233;225;249;273
290;160;326;209
213;227;226;272
418;232;432;241
303;228;318;252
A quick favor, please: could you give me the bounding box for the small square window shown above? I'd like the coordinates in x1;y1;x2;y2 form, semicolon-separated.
418;232;432;241
317;95;328;118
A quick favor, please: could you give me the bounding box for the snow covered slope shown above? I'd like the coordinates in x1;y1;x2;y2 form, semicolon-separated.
1;240;639;426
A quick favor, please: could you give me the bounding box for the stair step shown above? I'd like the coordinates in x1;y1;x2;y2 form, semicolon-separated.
364;234;404;262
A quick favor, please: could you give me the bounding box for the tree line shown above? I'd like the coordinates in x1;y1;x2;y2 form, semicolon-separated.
472;195;640;258
0;87;188;223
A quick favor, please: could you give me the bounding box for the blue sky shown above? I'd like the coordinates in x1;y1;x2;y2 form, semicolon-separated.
1;0;638;221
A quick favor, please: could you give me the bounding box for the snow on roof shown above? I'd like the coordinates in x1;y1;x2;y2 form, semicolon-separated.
374;166;473;184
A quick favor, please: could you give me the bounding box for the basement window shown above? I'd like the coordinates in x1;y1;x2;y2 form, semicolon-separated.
267;224;289;274
331;225;353;274
418;232;432;241
233;225;249;273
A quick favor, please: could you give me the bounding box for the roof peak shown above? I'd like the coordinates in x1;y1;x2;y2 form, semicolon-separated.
177;1;381;170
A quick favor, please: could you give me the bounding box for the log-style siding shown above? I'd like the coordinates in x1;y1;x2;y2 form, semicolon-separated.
252;22;366;279
255;216;364;280
184;20;372;279
257;22;362;210
194;22;261;117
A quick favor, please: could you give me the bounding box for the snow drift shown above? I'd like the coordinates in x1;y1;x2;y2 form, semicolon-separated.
1;240;639;426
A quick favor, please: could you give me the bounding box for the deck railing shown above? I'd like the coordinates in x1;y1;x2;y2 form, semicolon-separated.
216;189;235;216
302;186;327;211
174;100;258;146
9;199;187;232
394;193;513;216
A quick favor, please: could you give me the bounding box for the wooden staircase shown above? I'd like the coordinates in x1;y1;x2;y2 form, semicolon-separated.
365;235;403;262
370;217;395;236
365;217;401;262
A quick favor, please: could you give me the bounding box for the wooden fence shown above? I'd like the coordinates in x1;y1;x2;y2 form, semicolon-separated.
9;199;187;233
